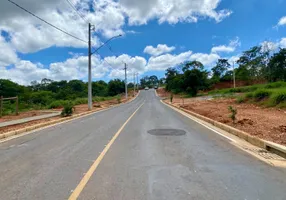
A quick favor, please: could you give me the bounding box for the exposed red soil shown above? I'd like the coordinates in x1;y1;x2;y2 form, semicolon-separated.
157;87;286;145
172;97;286;145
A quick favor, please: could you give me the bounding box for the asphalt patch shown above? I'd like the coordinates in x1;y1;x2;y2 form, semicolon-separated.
147;129;186;136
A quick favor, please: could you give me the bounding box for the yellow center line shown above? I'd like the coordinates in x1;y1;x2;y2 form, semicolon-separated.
68;102;145;200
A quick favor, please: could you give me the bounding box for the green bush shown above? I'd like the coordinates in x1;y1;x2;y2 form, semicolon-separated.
253;89;272;101
30;91;54;105
48;100;68;109
61;103;75;117
270;91;286;105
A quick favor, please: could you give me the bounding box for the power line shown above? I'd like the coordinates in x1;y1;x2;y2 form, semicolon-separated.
7;0;87;44
64;0;88;24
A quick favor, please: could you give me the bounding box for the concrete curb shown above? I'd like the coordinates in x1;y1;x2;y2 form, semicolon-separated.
0;92;140;141
163;100;286;159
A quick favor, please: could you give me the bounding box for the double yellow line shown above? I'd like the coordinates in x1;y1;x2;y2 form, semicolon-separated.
68;102;145;200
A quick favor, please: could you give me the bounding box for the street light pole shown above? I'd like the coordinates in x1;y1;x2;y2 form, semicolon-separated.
124;63;128;99
133;73;136;96
233;61;236;89
136;73;139;90
88;23;92;110
87;27;122;110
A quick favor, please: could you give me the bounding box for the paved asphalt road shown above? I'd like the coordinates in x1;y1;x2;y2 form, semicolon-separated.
0;90;286;200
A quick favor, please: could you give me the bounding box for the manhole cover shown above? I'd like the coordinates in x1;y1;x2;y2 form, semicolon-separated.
147;129;186;136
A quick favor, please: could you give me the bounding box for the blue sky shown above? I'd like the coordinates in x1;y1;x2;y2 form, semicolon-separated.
0;0;286;85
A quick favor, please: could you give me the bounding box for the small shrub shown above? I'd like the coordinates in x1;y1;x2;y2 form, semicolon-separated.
253;89;272;101
236;96;245;104
228;106;237;123
61;103;75;117
116;95;121;103
270;92;286;105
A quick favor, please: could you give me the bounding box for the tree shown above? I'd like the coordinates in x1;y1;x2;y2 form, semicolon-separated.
237;46;267;80
41;78;53;87
140;76;150;88
107;79;125;96
68;80;86;94
0;79;26;97
149;75;158;87
165;62;209;95
159;78;166;85
127;82;134;88
165;68;179;91
211;59;230;80
92;81;108;96
182;69;207;96
267;48;286;81
182;61;204;72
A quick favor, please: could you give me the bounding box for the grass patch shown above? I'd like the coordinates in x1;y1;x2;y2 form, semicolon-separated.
208;81;286;95
253;89;272;101
269;89;286;105
208;81;286;109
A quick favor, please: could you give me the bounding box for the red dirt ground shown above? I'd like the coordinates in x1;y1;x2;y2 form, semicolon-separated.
157;88;286;145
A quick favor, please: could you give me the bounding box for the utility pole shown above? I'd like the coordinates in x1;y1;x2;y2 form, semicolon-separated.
136;73;139;90
133;73;136;96
88;23;92;110
124;63;128;99
233;61;236;88
87;26;121;110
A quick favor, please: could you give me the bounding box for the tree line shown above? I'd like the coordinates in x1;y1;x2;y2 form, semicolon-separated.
165;46;286;96
0;78;126;108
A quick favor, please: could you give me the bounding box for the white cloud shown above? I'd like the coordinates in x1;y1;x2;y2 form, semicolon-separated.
0;55;108;85
144;44;175;56
0;35;18;66
228;55;240;65
0;0;94;53
147;51;193;71
190;53;220;66
211;37;240;54
211;45;235;53
261;41;278;52
280;38;286;48
120;0;232;25
104;54;147;78
0;0;231;55
87;0;125;38
278;16;286;26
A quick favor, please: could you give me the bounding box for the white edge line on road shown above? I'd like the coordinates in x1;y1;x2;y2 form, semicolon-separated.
161;99;236;143
0;91;141;144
